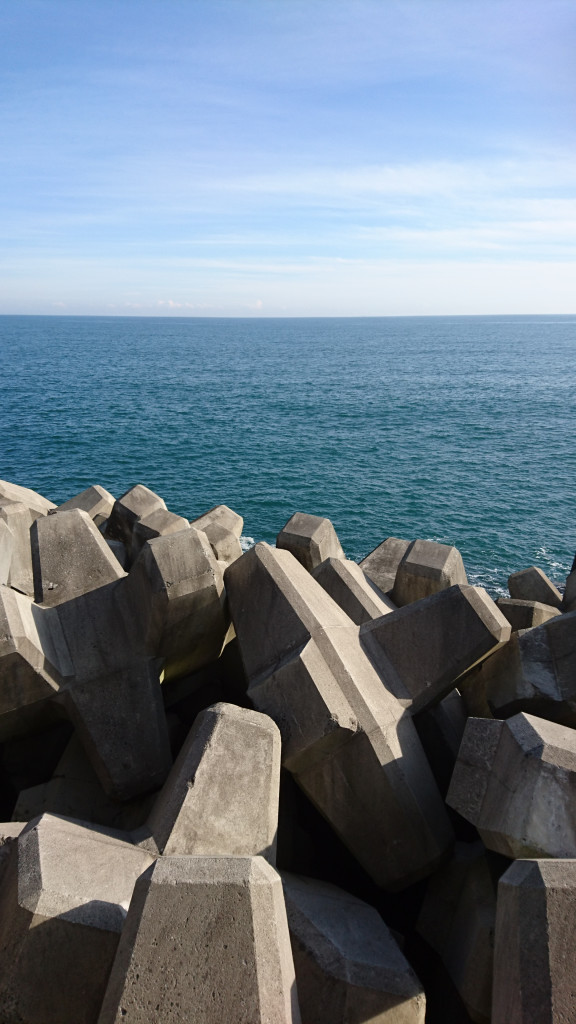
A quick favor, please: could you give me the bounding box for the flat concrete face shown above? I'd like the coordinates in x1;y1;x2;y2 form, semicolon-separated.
277;512;345;572
0;479;56;516
0;500;37;596
361;584;511;714
125;526;228;680
0;587;66;722
31;508;126;607
508;566;563;610
0;814;154;1024
461;610;576;726
312;556;396;624
190;504;244;565
493;859;576;1024
225;543;453;891
392;539;468;607
360;537;411;596
495;598;560;631
147;702;281;860
283;873;426;1023
447;713;576;858
417;842;501;1024
55;485;115;522
0;517;13;586
105;484;167;548
98;855;301;1024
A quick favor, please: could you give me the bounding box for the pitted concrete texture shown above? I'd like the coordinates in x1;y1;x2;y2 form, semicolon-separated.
392;539;468;606
0;814;155;1024
312;556;396;624
283;873;426;1023
31;508;126;606
277;512;345;572
55;485;115;523
360;584;510;714
507;566;563;610
493;859;576;1024
360;537;411;596
417;841;502;1024
98;855;301;1024
190;504;243;565
460;609;576;726
496;598;560;631
125;526;228;680
0;479;56;516
105;484;167;548
447;713;576;858
225;543;453;890
147;702;280;860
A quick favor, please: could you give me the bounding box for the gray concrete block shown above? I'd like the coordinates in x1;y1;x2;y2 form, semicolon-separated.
0;501;37;595
361;584;511;714
55;484;115;522
360;537;410;595
0;813;155;1024
277;512;345;572
31;508;125;606
493;858;576;1024
311;556;396;624
98;855;301;1024
0;479;56;516
125;526;228;681
447;712;576;858
0;517;12;585
496;597;560;631
417;842;500;1024
413;688;468;795
283;872;426;1023
190;504;243;565
147;702;280;860
392;539;468;606
460;610;576;726
225;543;453;890
508;566;563;609
105;484;166;548
130;506;189;561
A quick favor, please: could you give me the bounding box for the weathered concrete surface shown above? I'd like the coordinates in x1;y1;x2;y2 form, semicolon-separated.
0;479;55;516
225;543;453;890
360;537;411;596
496;598;560;631
55;484;115;524
492;858;576;1024
31;508;125;606
508;566;563;610
277;512;345;572
98;855;301;1024
125;526;228;680
0;822;25;887
283;872;426;1023
104;484;166;549
447;712;576;858
392;539;468;607
190;504;243;565
417;841;503;1024
0;813;155;1024
0;501;37;596
312;556;396;624
458;610;576;726
360;584;511;714
147;702;280;860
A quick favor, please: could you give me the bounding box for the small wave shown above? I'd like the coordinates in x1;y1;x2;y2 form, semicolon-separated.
240;535;256;551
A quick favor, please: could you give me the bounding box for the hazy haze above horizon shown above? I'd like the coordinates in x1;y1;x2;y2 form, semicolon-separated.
1;0;575;316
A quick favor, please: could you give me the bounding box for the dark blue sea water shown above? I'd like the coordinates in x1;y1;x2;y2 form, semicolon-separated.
1;314;575;595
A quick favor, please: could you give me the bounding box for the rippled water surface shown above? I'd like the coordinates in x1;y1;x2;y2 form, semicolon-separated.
2;314;575;594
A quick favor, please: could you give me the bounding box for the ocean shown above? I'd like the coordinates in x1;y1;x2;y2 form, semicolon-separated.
1;313;575;596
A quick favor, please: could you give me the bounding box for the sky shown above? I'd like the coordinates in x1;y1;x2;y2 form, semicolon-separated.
1;0;575;316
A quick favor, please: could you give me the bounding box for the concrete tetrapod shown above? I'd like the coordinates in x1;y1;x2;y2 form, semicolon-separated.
225;543;453;890
190;503;244;566
360;537;410;596
130;507;189;561
391;539;468;607
311;556;396;624
98;855;301;1024
495;598;560;631
360;584;511;714
282;873;426;1023
0;479;56;517
507;566;563;610
0;813;155;1024
146;702;280;860
447;713;576;858
277;512;345;572
0;501;38;596
31;508;126;606
104;484;167;553
55;484;115;524
492;858;576;1024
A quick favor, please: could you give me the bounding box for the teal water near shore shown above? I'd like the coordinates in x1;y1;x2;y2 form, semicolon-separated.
1;314;575;595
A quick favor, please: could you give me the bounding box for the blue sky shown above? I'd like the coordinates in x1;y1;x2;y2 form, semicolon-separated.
1;0;574;315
